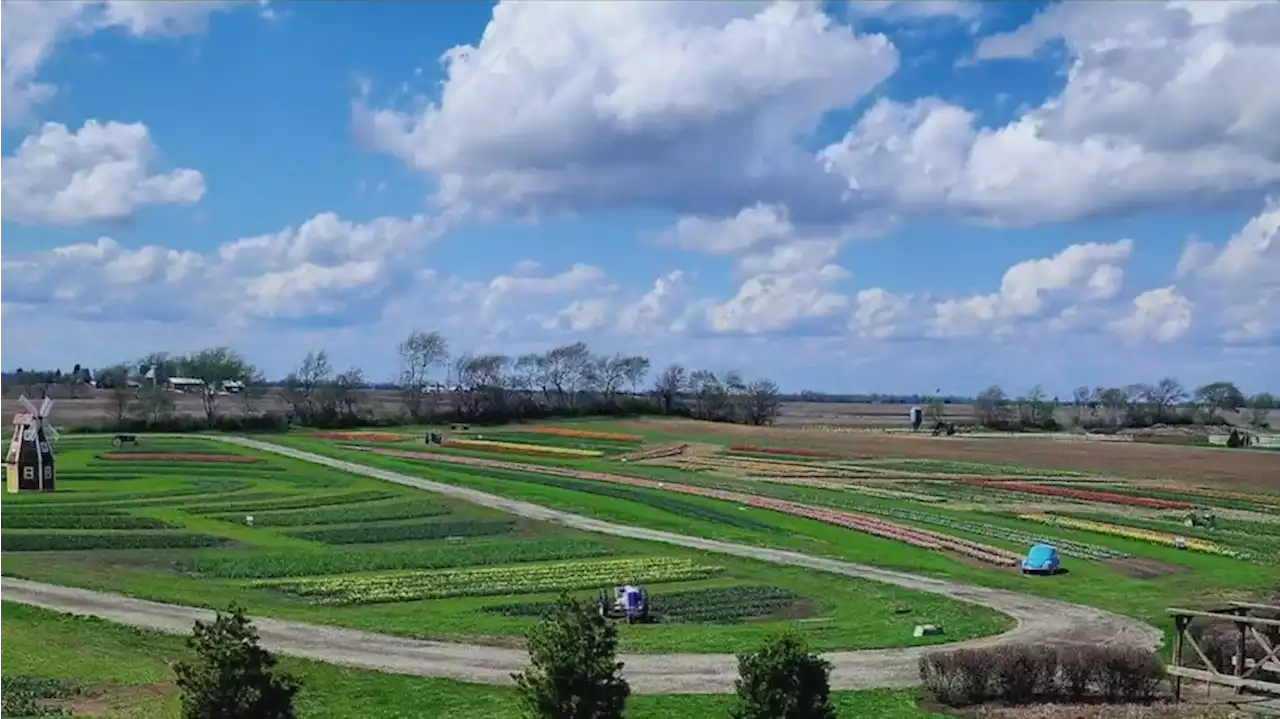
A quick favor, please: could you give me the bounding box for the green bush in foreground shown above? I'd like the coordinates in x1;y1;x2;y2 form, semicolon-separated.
513;593;630;719
174;604;300;719
731;634;836;719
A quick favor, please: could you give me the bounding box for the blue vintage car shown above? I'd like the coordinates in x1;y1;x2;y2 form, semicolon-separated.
1022;544;1061;575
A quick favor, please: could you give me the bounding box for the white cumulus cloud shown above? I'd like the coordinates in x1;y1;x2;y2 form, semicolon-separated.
2;120;205;226
355;1;897;219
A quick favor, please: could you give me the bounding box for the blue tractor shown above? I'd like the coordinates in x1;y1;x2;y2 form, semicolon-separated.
597;584;650;623
1021;544;1061;575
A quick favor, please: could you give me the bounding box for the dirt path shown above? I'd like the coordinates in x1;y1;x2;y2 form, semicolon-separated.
2;436;1162;694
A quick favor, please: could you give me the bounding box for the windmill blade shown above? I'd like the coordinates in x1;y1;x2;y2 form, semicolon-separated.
39;396;53;417
45;424;61;442
19;395;38;415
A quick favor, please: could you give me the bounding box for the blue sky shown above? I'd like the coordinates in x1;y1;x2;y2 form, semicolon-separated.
2;0;1277;396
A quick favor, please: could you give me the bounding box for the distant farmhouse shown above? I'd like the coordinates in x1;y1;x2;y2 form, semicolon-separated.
122;376;243;394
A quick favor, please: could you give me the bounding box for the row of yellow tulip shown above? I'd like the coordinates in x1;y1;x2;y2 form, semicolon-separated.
444;439;604;458
526;427;644;442
1018;514;1241;557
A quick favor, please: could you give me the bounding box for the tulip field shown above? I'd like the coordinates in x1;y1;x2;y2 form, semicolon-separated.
283;419;1279;641
442;437;605;458
2;435;1016;655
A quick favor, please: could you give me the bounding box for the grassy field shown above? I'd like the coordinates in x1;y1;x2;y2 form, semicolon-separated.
1;602;941;719
6;422;1279;718
0;436;1008;654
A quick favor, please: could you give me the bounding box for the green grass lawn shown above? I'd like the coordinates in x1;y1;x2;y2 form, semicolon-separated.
278;436;1277;647
0;436;1007;654
1;602;942;719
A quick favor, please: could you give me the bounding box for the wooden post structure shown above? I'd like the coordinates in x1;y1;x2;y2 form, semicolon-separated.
1165;605;1280;701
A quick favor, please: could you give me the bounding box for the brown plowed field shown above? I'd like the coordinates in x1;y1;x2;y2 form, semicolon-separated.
612;419;1280;490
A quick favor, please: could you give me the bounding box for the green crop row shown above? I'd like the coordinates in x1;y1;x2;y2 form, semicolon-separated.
2;531;226;552
486;585;802;624
182;490;398;516
211;500;450;527
1;514;173;530
260;556;723;605
287;518;515;545
438;463;783;533
7;480;255;507
179;537;618;578
86;462;286;475
2;503;126;516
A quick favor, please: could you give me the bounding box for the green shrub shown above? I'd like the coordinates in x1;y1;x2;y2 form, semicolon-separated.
731;634;836;719
513;594;630;719
174;604;300;719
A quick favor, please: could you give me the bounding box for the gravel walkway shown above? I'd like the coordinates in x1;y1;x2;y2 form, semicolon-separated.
1;436;1162;694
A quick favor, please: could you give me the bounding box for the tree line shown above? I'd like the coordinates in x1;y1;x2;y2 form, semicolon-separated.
2;332;782;431
968;378;1274;432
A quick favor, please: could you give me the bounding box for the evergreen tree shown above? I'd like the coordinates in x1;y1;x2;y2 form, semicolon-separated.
174;604;300;719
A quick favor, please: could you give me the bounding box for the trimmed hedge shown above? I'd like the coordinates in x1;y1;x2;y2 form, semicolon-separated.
919;644;1165;707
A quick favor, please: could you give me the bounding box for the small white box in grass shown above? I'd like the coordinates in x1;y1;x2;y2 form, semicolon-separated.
1173;536;1188;550
913;624;943;637
245;515;254;526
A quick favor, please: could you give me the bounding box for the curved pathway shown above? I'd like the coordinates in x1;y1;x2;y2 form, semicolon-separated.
1;435;1162;694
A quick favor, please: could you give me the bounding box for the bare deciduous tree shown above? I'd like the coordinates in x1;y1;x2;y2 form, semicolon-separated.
282;350;332;424
96;364;135;424
652;364;686;414
1248;392;1275;427
396;331;449;421
744;379;780;426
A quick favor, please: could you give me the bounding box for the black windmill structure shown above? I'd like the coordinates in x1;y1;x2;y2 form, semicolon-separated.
6;395;60;493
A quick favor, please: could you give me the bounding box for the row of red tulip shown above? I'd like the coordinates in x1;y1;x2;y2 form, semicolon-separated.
956;478;1192;509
